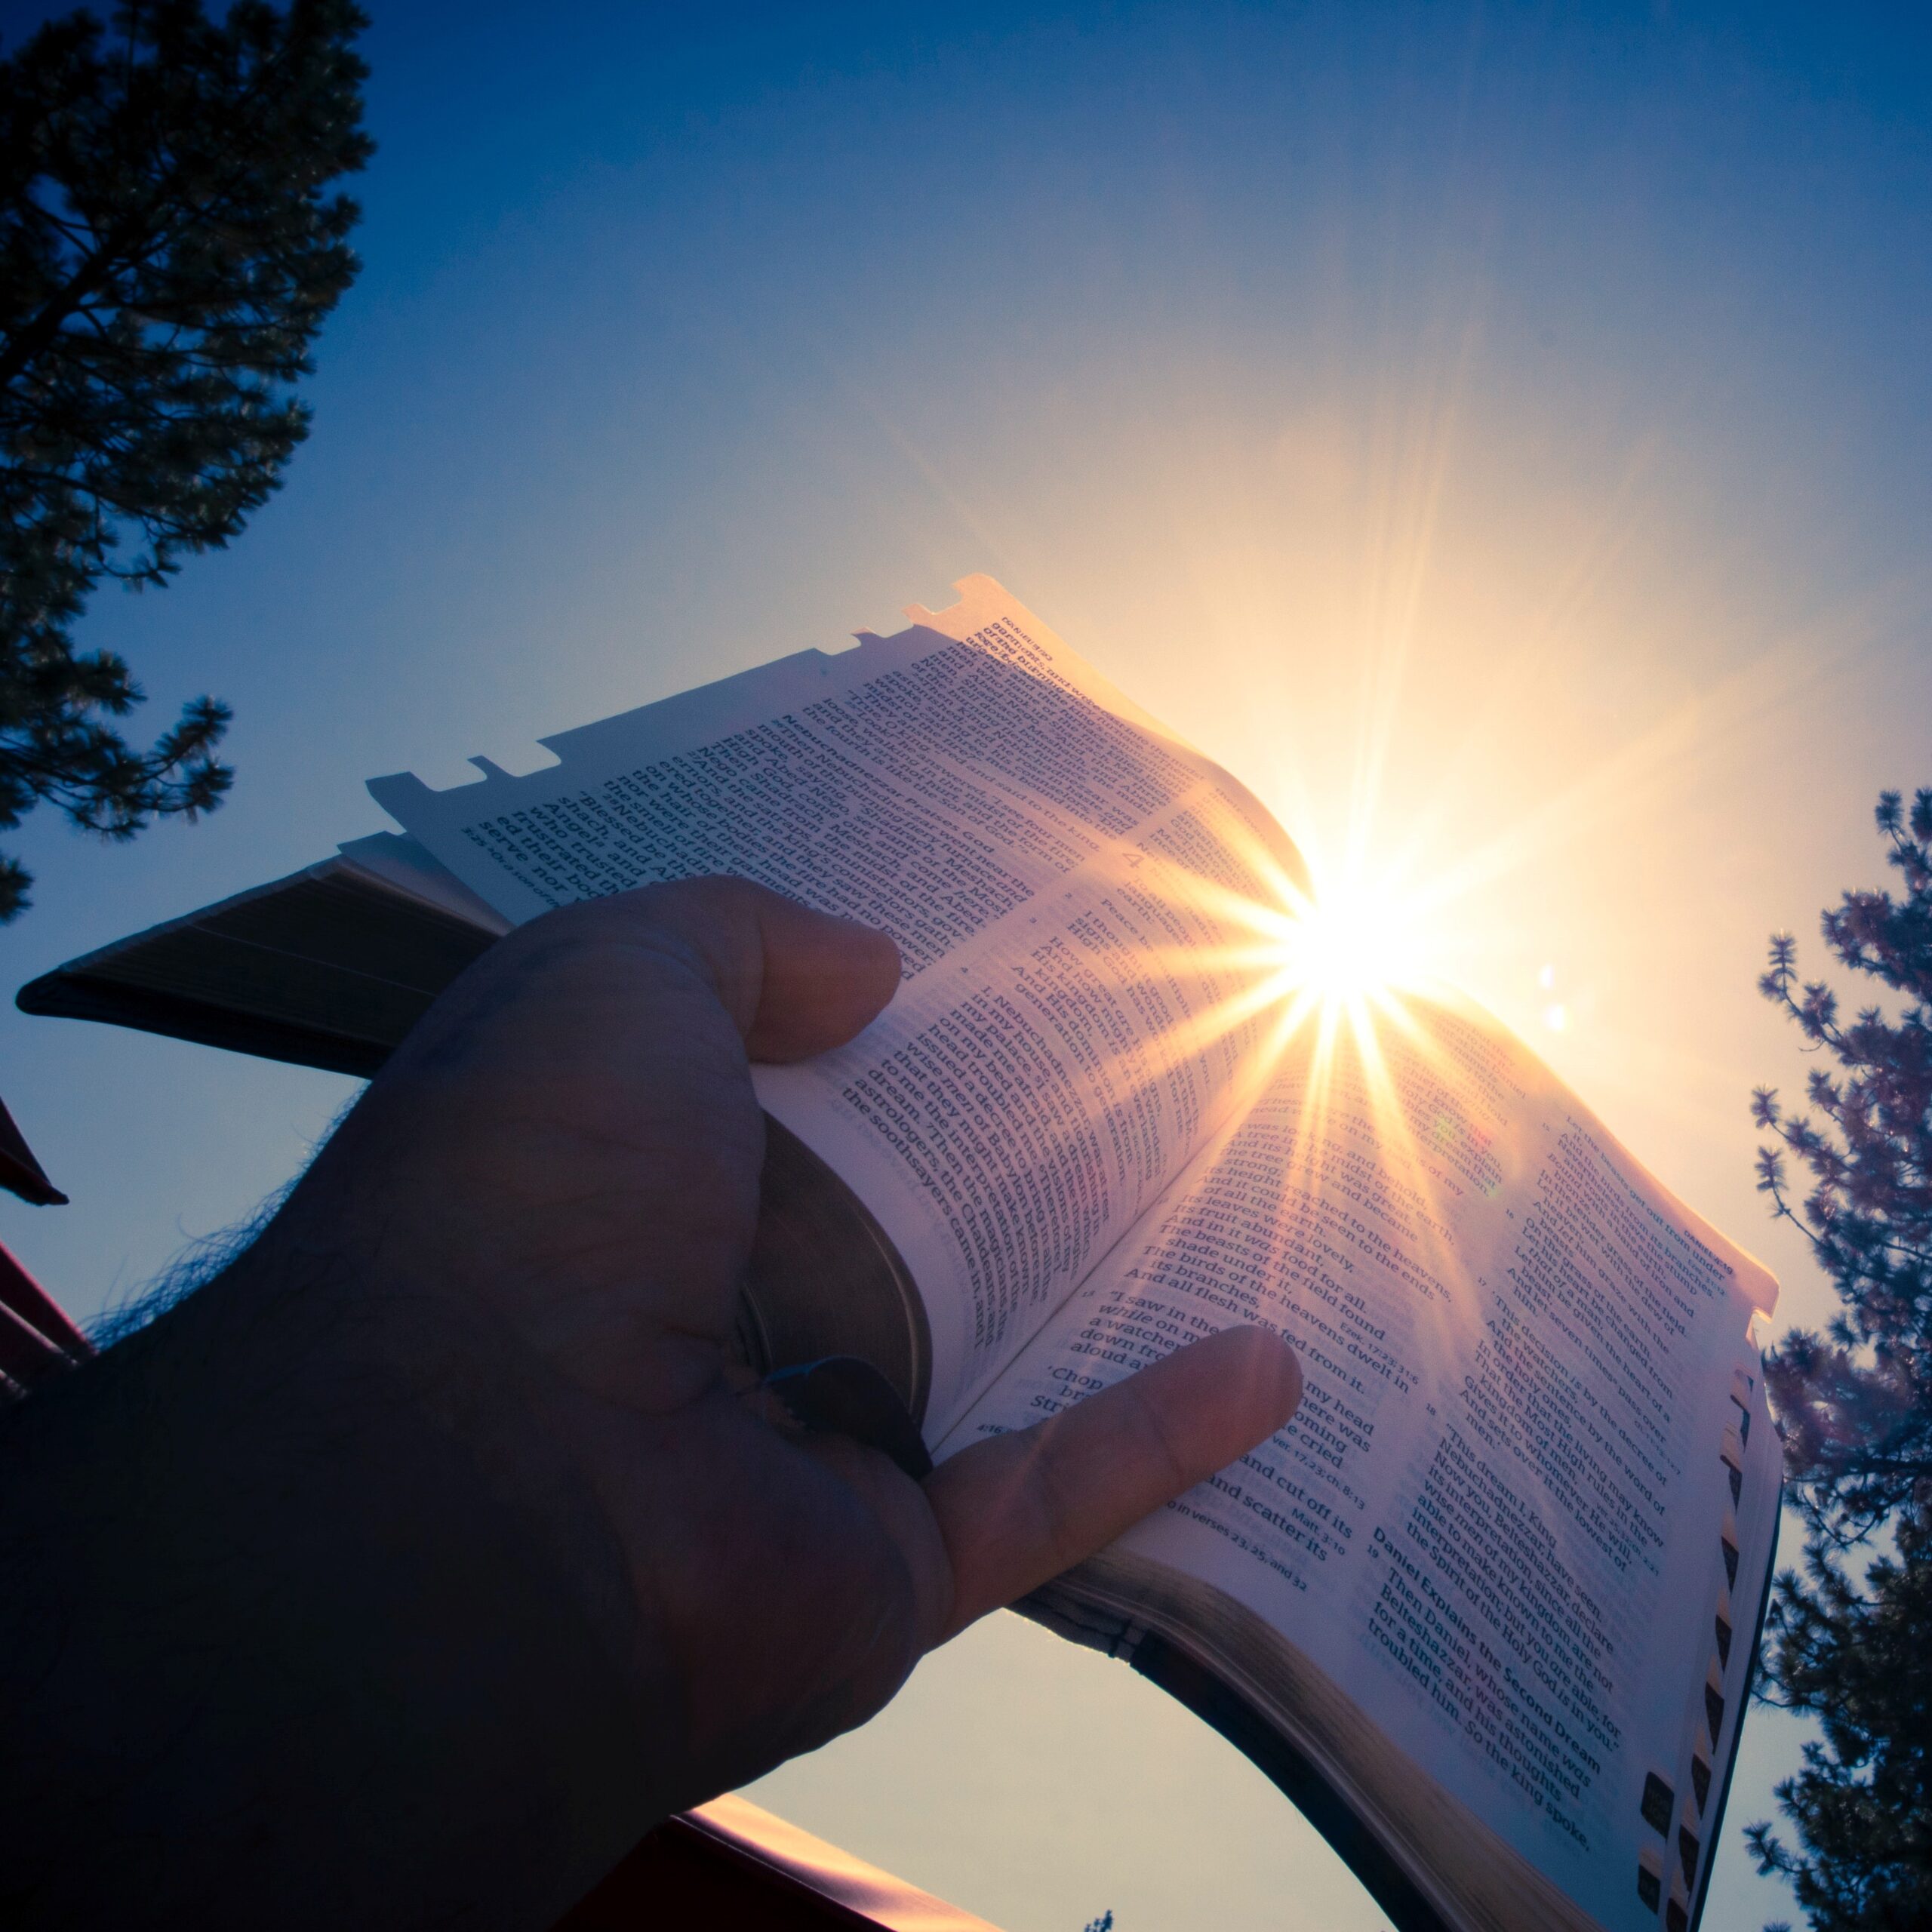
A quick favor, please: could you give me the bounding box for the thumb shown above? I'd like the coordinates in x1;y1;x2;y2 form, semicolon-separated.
924;1325;1304;1640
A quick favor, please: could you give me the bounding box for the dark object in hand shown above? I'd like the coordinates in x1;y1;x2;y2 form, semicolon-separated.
764;1357;934;1482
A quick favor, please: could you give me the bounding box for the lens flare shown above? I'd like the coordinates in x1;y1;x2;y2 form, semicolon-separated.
1273;869;1430;1007
1216;843;1447;1063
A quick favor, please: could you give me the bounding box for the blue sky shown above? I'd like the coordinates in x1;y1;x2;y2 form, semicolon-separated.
4;2;1930;1925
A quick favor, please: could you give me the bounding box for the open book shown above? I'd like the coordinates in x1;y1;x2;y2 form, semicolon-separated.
20;577;1779;1932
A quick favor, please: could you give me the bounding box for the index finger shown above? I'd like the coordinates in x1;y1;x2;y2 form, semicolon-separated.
923;1325;1303;1641
622;876;903;1062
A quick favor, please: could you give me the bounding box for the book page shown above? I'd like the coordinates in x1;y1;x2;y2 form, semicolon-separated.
371;577;1307;1431
944;997;1780;1927
334;832;515;933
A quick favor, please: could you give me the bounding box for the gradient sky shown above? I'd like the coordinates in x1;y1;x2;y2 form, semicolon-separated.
4;2;1930;1926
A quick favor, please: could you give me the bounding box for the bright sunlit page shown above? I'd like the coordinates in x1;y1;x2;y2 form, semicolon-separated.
940;985;1780;1926
375;571;1779;1924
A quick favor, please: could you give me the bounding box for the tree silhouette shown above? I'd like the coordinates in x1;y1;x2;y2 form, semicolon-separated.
0;0;370;920
1746;787;1932;1930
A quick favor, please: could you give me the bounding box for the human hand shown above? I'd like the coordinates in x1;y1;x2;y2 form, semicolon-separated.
0;878;1300;1930
283;878;1300;1844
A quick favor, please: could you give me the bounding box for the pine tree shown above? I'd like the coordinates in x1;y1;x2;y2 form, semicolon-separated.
1746;788;1932;1930
0;0;370;921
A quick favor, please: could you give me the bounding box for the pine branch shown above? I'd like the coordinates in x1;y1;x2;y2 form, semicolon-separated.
1752;786;1932;1928
0;0;370;919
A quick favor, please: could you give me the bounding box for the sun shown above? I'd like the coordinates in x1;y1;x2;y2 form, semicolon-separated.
1229;848;1441;1038
1118;808;1454;1080
1275;869;1430;1007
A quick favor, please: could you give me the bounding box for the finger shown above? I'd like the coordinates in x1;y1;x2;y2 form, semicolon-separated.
924;1326;1303;1640
740;888;903;1061
617;877;901;1061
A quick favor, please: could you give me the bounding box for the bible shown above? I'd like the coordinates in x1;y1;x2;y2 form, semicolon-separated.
20;576;1780;1932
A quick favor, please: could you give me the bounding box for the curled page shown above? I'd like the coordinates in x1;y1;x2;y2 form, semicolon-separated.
953;995;1780;1931
371;576;1309;1429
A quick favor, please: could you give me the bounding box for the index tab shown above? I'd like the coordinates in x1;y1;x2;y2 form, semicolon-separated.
365;770;443;818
